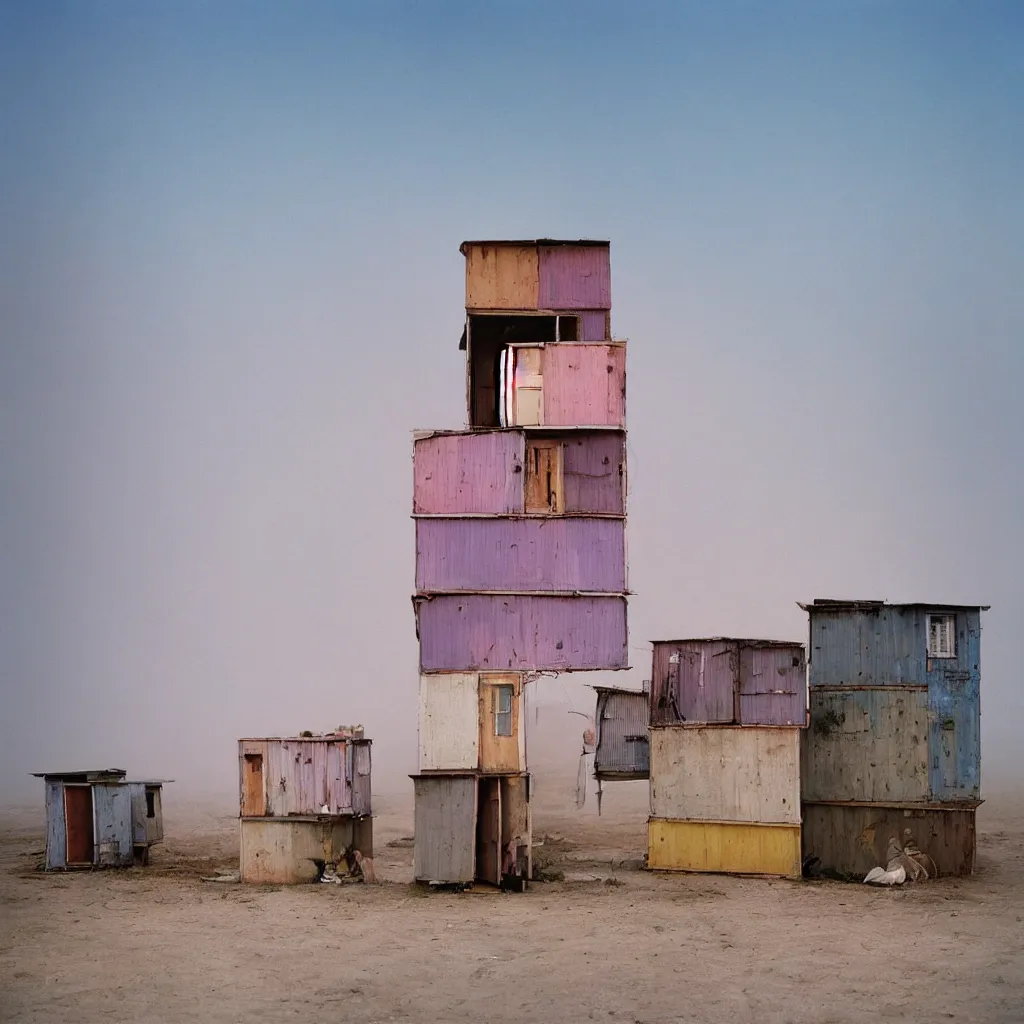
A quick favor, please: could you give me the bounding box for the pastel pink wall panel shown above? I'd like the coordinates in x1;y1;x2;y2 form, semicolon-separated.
415;517;626;593
538;246;611;309
543;344;625;427
417;594;628;672
413;432;525;514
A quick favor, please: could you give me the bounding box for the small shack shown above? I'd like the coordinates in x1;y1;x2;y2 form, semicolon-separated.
799;599;988;878
238;729;373;884
33;769;171;870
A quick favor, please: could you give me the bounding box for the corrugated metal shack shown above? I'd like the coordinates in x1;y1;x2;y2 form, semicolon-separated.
238;728;373;884
799;599;988;878
33;769;171;870
410;239;628;889
646;638;808;878
593;686;649;781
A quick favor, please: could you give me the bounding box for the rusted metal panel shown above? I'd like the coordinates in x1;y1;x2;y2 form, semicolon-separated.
803;601;983;801
416;594;629;672
92;783;134;867
415;517;626;593
418;673;479;771
239;816;374;884
801;801;977;878
538;245;612;309
413;432;525;515
651;639;807;727
464;244;539;310
648;818;802;878
802;686;930;803
541;343;625;427
413;774;478;883
561;432;625;514
594;687;649;780
650;727;801;824
524;438;564;513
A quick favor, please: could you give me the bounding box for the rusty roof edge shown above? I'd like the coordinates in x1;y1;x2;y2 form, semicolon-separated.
798;600;991;612
459;239;610;253
237;736;372;744
590;684;646;695
648;637;804;647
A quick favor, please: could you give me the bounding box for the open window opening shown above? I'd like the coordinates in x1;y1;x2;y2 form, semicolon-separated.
927;613;956;658
145;789;156;819
467;314;579;427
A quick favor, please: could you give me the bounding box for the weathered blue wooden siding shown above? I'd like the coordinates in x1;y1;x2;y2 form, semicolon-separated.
92;783;135;866
45;781;67;870
806;604;983;802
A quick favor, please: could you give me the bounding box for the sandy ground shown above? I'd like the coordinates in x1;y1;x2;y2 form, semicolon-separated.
1;763;1022;1024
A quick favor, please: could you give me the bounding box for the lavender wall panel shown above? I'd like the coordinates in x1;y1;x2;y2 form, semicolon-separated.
417;594;628;672
538;246;611;309
543;344;625;427
580;310;609;341
413;432;525;515
651;640;736;725
738;645;806;726
562;432;625;514
416;518;625;593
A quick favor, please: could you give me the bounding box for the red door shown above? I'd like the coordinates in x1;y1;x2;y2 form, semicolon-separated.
64;786;94;866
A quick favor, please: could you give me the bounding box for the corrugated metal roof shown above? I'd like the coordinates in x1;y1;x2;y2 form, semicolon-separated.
799;599;990;612
31;769;126;781
460;239;610;253
650;637;802;648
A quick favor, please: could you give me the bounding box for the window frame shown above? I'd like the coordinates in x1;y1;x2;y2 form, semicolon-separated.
926;613;957;659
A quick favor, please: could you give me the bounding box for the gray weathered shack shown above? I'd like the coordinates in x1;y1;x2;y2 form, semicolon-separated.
593;686;649;781
33;770;171;870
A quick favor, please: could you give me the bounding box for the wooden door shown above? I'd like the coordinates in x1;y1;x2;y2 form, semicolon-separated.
475;777;501;885
478;673;522;773
524;439;564;513
64;786;94;866
242;754;265;816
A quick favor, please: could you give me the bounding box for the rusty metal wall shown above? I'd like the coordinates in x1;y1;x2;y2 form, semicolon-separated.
806;603;982;801
801;801;977;878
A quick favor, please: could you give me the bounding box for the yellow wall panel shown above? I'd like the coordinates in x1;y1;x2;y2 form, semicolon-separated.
647;818;801;878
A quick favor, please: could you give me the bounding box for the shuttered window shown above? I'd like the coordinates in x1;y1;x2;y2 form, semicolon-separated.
927;614;956;658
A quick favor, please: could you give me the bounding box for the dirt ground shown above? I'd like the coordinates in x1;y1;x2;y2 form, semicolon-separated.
1;771;1022;1024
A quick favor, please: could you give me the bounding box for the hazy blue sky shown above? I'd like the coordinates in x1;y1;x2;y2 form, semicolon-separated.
1;1;1021;801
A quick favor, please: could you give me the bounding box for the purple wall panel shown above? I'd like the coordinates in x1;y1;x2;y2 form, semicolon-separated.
738;645;807;726
415;518;625;593
543;344;625;427
538;246;611;309
580;310;609;341
413;432;524;514
417;594;628;672
562;433;625;514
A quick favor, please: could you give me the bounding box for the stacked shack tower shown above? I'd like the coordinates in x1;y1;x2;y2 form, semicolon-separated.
412;239;628;888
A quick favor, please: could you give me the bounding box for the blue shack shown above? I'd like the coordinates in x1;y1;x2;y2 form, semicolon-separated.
798;599;988;878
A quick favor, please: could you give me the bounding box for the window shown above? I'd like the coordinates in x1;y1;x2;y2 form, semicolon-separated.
927;614;956;658
524;439;564;513
493;685;514;737
145;790;156;819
